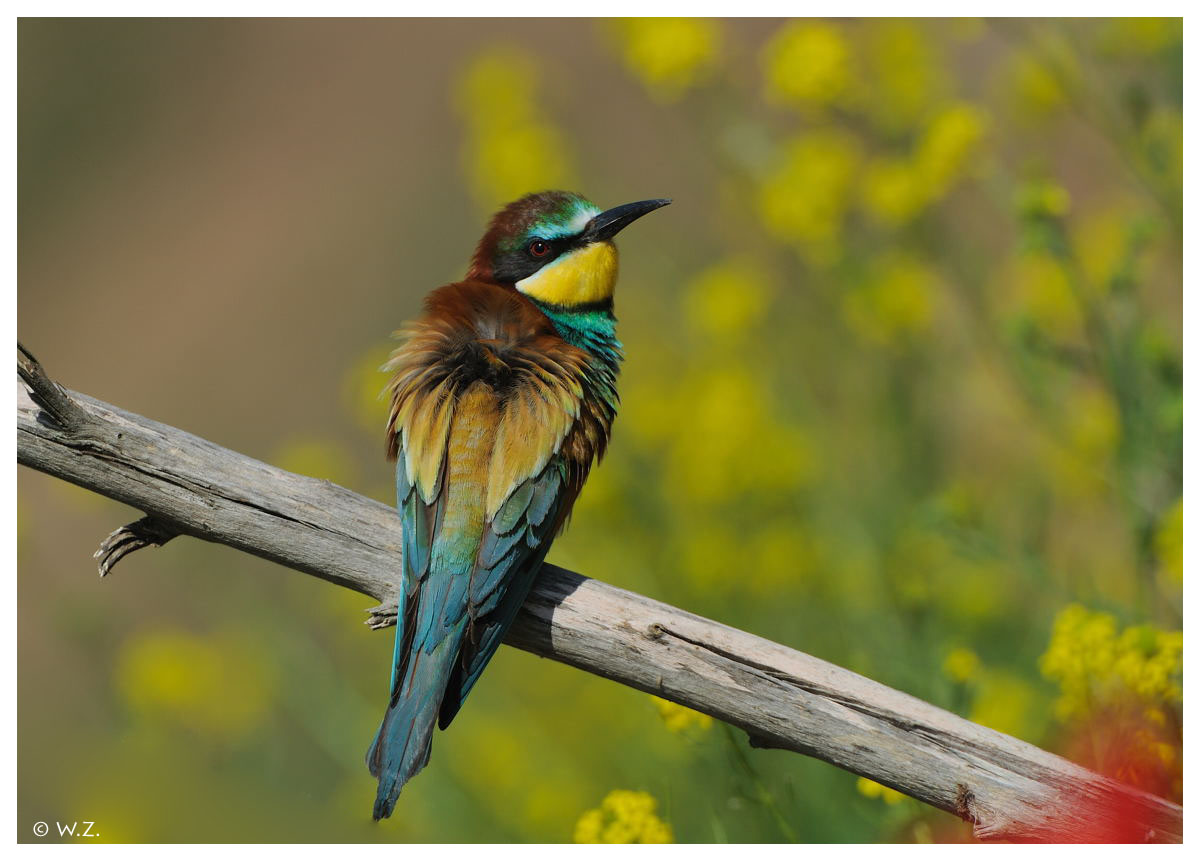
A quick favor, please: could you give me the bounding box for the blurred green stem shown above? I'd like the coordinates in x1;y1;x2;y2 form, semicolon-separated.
719;723;798;842
990;19;1182;232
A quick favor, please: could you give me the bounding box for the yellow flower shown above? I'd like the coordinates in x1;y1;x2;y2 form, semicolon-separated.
861;157;926;227
455;48;576;212
762;20;853;112
650;695;713;733
1153;499;1182;586
914;102;987;198
609;18;720;102
943;647;981;684
856;777;905;805
683;258;773;341
758;130;861;265
468;121;576;212
574;790;673;843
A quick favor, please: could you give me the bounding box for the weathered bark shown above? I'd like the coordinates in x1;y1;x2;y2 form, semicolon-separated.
16;345;1182;842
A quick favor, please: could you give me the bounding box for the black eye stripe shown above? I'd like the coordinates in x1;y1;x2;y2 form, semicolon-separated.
492;234;582;283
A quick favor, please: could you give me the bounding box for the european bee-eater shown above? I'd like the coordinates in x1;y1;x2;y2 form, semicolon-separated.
368;190;670;819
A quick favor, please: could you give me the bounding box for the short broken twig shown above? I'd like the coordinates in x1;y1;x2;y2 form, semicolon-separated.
94;516;180;576
17;342;89;431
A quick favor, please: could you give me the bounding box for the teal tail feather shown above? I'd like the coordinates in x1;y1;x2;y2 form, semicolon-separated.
367;627;463;820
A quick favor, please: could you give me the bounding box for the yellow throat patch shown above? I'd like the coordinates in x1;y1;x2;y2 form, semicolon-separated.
516;242;619;306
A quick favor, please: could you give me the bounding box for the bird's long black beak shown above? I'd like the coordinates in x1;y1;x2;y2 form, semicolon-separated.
583;198;671;243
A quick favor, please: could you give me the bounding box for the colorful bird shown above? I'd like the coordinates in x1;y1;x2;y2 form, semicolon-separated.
368;190;670;819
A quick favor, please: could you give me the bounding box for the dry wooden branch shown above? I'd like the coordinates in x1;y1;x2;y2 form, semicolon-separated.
16;346;1182;843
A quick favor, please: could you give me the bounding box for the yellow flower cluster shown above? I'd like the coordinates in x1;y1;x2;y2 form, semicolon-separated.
855;777;905;805
913;101;989;193
573;789;674;843
1040;604;1183;721
456;48;576;212
863;19;940;131
609;18;721;103
614;283;821;594
861;103;989;227
758;129;860;265
756;21;987;239
650;695;713;733
660;367;817;508
920;100;990;187
116;628;274;738
762;20;854;112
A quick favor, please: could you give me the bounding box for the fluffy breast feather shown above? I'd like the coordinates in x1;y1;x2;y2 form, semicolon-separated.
384;281;611;518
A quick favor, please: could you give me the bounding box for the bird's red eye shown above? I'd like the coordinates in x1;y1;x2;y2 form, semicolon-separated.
528;240;550;257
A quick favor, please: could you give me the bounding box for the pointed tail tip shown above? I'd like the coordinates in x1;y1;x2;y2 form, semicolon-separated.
373;791;397;821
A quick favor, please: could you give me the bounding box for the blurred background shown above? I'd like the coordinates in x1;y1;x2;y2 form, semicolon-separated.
18;18;1181;843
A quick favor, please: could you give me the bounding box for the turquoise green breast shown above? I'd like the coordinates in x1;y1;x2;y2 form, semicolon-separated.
535;304;623;411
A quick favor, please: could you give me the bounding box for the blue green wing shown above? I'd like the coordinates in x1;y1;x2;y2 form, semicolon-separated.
438;458;568;727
